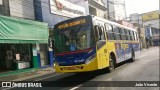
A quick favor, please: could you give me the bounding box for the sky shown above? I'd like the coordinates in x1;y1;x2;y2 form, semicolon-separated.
124;0;159;16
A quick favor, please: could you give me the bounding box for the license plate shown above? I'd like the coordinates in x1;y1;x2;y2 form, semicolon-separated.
68;67;75;70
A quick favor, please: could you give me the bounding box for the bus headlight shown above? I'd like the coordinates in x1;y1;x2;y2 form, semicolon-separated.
85;54;96;64
54;60;59;66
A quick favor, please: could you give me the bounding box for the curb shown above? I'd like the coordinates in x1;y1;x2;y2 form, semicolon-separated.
0;68;38;78
14;70;56;81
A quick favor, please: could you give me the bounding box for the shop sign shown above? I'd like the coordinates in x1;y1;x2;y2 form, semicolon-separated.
141;11;159;22
16;54;20;60
50;0;85;17
121;20;134;28
0;0;3;5
33;49;37;56
18;62;30;69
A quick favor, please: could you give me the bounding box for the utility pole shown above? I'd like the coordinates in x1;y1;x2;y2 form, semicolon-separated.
137;14;142;50
123;1;127;20
107;0;110;20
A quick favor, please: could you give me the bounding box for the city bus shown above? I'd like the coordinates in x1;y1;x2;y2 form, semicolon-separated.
53;15;140;73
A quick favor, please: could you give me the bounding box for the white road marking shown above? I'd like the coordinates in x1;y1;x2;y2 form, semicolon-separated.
69;84;82;90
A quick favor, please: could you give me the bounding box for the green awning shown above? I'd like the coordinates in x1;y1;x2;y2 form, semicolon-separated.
0;15;49;44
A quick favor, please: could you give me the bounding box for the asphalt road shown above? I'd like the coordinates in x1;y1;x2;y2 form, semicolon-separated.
1;47;159;90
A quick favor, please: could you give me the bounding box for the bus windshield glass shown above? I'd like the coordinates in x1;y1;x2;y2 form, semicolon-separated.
54;25;95;54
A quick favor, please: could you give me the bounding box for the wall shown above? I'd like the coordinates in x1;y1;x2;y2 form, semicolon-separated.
0;0;10;16
35;0;87;28
9;0;35;20
67;0;89;15
108;0;126;21
88;0;106;19
114;0;126;20
130;13;141;23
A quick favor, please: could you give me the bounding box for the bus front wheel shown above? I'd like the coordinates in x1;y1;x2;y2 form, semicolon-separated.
107;55;115;72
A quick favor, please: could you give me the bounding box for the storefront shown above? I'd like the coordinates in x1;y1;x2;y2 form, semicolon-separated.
0;15;49;73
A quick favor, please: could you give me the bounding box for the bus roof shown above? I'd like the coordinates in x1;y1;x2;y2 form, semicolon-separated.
54;15;137;32
91;15;137;32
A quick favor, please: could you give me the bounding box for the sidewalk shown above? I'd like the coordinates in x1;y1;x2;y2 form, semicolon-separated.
0;67;55;81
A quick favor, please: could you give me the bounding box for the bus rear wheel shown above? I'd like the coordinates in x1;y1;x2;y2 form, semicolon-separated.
130;50;135;62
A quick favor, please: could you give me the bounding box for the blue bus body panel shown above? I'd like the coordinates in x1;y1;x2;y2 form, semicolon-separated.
55;48;96;66
115;42;139;63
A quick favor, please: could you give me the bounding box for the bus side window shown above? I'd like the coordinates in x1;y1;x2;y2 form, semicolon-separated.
126;30;131;40
131;31;134;41
125;29;128;40
136;32;139;41
133;31;136;41
100;26;106;40
94;25;99;40
113;26;121;40
94;25;106;49
94;25;105;40
105;24;115;40
121;28;126;40
128;30;132;40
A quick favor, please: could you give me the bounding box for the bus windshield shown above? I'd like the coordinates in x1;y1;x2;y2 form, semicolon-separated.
54;25;95;54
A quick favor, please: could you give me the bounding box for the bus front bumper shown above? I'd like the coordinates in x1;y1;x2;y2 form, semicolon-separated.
54;59;98;73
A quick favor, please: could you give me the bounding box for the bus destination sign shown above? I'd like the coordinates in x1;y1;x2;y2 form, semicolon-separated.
58;19;86;29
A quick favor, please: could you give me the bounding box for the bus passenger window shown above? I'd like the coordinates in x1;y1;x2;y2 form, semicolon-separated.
105;24;115;40
113;26;121;40
94;25;99;40
126;30;130;40
128;30;132;40
135;32;139;41
121;29;126;40
130;31;134;41
132;31;135;41
100;26;106;40
94;25;106;41
125;30;129;40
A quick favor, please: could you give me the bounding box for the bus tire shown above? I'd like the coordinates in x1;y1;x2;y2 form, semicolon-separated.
107;54;115;73
130;50;135;62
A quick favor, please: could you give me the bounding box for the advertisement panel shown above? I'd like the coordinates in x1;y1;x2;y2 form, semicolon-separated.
141;11;159;22
50;0;85;17
121;21;134;28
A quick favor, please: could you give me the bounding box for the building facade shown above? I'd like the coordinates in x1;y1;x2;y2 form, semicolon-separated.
107;0;126;21
88;0;107;19
0;0;50;74
142;10;160;46
0;15;49;74
0;0;35;19
129;13;146;49
129;10;160;47
141;10;159;29
129;13;143;25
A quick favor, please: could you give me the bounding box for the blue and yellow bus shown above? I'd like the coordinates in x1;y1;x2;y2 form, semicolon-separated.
53;15;140;73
